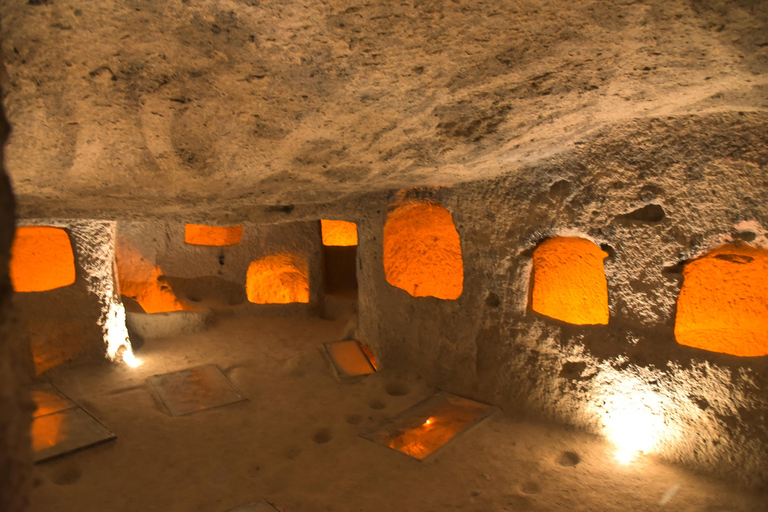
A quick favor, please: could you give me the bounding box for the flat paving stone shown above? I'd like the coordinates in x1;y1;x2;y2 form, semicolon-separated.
148;364;246;416
363;391;495;460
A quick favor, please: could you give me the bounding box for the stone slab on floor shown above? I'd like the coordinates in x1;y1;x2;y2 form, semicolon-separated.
148;364;246;416
323;340;375;378
31;383;116;463
363;391;495;460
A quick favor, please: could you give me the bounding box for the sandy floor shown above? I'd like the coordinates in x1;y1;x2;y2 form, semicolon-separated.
29;312;766;512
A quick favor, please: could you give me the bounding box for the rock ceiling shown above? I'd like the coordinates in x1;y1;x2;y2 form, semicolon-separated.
1;0;766;219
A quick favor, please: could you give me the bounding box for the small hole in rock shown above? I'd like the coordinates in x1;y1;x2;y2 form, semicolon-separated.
557;451;581;467
385;382;409;397
313;428;332;444
369;399;386;410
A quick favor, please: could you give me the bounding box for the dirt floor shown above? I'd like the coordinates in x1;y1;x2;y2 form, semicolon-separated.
28;311;767;512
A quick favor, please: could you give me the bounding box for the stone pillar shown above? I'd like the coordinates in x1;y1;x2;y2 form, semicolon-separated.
0;79;31;509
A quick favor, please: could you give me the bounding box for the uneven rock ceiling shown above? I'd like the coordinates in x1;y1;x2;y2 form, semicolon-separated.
1;0;766;220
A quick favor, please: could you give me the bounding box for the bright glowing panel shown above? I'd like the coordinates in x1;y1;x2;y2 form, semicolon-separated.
531;237;609;325
185;224;243;246
383;202;463;300
321;220;358;246
116;240;189;314
675;244;768;357
246;254;310;304
10;226;76;292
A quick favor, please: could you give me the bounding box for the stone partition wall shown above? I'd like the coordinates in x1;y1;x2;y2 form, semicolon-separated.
356;112;768;489
13;220;120;374
117;219;324;314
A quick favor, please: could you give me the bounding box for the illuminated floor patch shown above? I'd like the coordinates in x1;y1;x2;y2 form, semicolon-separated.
148;364;246;416
363;392;494;460
31;383;115;463
324;340;376;378
226;499;279;512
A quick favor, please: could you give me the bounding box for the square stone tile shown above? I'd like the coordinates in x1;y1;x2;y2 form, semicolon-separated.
31;382;76;418
148;364;246;416
363;392;495;460
32;407;116;463
324;340;375;378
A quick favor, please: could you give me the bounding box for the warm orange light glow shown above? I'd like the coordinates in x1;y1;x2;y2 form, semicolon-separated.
325;340;375;377
675;244;768;357
32;388;72;418
246;254;310;304
387;417;446;460
116;240;189;314
321;220;358;246
359;343;378;371
10;227;76;292
383;202;463;300
531;237;609;325
29;320;91;375
31;413;65;454
184;224;243;246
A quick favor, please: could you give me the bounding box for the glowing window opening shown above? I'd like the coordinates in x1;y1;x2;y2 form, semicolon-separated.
246;254;310;304
383;202;463;300
321;220;358;246
10;226;76;292
530;237;609;325
185;224;243;246
675;243;768;357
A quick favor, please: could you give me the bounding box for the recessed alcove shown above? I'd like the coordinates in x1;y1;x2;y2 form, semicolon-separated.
530;237;609;325
10;227;76;292
246;254;310;304
383;202;464;300
675;244;768;357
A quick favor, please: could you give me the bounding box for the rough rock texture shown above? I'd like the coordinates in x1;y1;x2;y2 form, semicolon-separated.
1;0;766;219
354;112;768;489
0;84;31;510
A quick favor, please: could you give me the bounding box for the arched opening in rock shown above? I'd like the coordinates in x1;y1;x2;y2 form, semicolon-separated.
10;226;76;292
321;220;358;294
116;240;190;314
530;237;609;325
383;202;463;300
246;254;310;304
675;244;768;357
184;224;243;246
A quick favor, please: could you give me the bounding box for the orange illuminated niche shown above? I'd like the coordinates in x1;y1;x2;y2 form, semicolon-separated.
185;224;243;246
10;227;76;292
321;220;358;246
531;237;609;325
116;240;190;314
675;244;768;357
383;202;463;300
246;254;310;304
